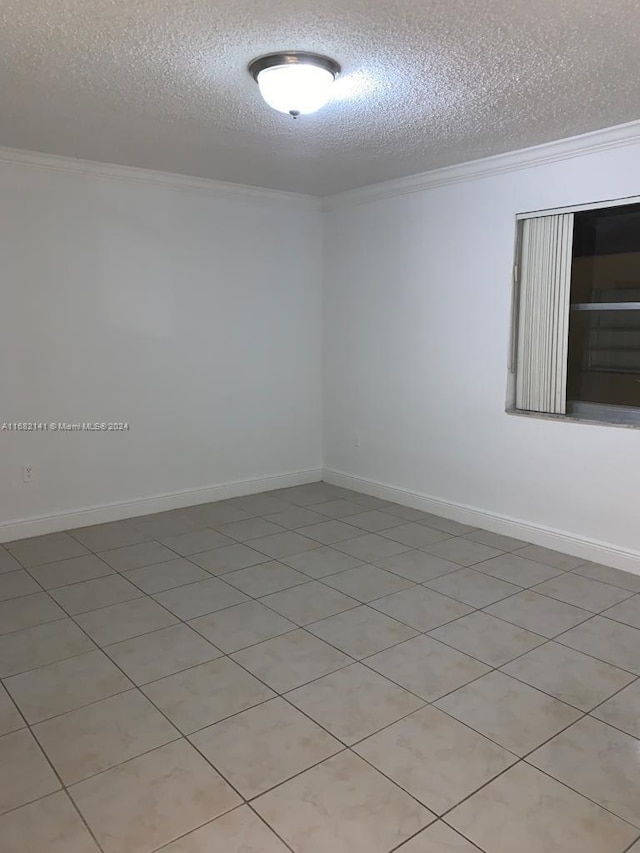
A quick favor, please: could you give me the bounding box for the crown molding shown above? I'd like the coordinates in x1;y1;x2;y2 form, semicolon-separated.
323;118;640;211
3;117;640;212
0;146;321;209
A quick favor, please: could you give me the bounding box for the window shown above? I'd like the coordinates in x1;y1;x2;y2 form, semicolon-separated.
511;199;640;425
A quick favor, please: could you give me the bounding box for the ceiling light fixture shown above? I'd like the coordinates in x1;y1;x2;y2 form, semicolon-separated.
248;52;341;118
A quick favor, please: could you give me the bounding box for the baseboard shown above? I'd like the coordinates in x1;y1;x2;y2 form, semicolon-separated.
0;468;323;543
323;468;640;575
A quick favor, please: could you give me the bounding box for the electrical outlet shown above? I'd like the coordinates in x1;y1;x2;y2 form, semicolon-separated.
23;464;34;483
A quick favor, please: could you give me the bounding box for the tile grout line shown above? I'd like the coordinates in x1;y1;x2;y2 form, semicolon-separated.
4;531;639;710
4;527;639;724
0;562;110;853
2;486;640;849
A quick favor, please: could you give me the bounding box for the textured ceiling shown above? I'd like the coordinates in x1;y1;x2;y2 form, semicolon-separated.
1;0;640;195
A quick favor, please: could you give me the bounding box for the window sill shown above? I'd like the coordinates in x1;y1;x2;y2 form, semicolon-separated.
506;406;640;430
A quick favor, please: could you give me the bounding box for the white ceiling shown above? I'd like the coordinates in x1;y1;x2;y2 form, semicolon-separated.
2;0;640;196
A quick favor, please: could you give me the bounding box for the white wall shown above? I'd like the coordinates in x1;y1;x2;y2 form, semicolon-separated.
1;158;323;535
323;139;640;563
4;129;640;565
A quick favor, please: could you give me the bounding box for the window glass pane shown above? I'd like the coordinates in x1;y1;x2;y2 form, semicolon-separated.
567;204;640;409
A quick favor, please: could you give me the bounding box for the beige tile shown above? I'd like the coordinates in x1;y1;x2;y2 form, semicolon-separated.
190;697;341;798
377;505;433;523
34;689;179;784
189;601;295;653
28;554;114;589
249;531;322;559
160;805;290;852
333;494;392;510
230;494;291;515
50;575;143;614
280;546;363;578
253;750;433;853
344;510;405;532
5;649;132;723
310;499;369;518
366;635;489;702
0;570;40;601
264;507;328;529
69;739;241;853
533;573;633;613
529;716;640;827
477;553;562;586
271;483;342;506
0;791;100;853
502;641;635;711
98;541;177;571
0;683;23;735
0;729;60;813
0;593;65;635
485;590;591;638
573;562;640;593
219;518;285;542
558;616;640;674
463;529;528;552
354;706;515;814
514;545;584;571
373;586;472;631
123;558;210;593
223;561;308;597
592;680;640;738
0;548;22;573
0;618;95;677
430;611;545;666
375;550;460;582
412;514;476;536
422;538;502;567
261;580;358;625
105;623;221;684
425;567;520;608
326;486;373;502
69;521;150;552
142;657;274;733
335;533;410;562
396;821;482;851
159;528;233;556
7;532;89;567
287;663;424;745
435;671;581;755
153;577;248;620
447;761;636;853
232;629;352;693
129;510;202;539
189;543;269;574
297;520;361;544
180;501;252;527
382;523;452;548
604;594;640;629
323;564;414;602
307;605;418;658
75;597;178;645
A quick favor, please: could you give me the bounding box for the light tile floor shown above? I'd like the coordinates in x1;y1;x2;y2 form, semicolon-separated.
1;481;639;853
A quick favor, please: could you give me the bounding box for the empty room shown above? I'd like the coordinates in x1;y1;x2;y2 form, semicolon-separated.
1;1;640;852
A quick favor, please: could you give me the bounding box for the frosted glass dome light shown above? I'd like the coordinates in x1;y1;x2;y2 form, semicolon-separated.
249;52;341;118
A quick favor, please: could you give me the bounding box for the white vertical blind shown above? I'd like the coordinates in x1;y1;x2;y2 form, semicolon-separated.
516;213;574;414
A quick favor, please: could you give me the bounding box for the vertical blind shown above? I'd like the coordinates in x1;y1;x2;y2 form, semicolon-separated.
515;213;574;414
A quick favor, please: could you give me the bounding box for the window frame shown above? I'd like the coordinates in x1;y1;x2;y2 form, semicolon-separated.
508;194;640;428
